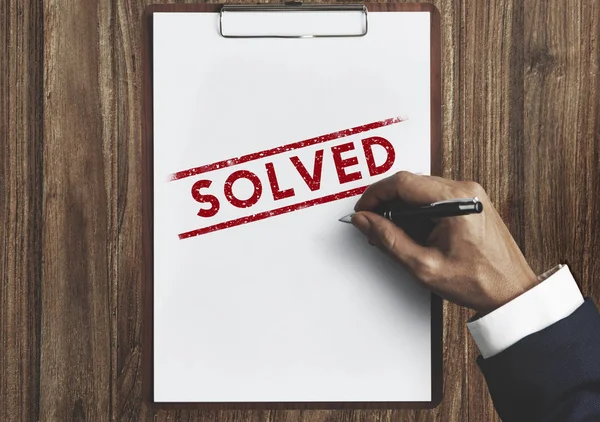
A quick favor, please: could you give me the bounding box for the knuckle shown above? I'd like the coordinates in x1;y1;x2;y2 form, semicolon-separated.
379;226;398;252
394;170;412;186
414;256;440;284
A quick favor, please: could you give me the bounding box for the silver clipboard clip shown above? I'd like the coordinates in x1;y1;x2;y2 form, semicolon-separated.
219;3;369;39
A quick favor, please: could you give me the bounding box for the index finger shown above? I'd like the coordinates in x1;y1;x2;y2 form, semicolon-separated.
354;171;452;212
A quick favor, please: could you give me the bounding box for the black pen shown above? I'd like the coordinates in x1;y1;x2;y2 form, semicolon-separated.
338;197;483;223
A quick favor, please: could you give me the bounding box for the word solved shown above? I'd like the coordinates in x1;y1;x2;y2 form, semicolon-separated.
191;137;396;217
169;116;406;239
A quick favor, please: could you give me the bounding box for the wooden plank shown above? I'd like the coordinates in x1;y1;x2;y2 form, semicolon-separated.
0;1;44;421
458;1;526;421
113;0;152;418
523;1;600;299
154;410;273;422
40;0;116;420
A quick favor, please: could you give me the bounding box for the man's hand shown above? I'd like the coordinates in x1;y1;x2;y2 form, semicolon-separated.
352;171;538;315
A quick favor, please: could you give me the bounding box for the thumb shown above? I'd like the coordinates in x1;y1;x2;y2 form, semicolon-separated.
352;211;430;272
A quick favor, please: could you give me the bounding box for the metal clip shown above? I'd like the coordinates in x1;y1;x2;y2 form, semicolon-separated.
219;4;368;39
430;197;480;206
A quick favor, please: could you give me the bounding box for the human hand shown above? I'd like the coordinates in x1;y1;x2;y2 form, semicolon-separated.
352;171;538;315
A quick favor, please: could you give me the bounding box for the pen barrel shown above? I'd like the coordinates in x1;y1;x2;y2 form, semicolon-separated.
388;202;483;220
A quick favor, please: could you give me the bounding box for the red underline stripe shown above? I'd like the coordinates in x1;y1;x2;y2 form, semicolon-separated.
169;116;404;181
178;186;368;239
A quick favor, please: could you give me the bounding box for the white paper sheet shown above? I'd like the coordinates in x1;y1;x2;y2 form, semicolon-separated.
153;10;433;402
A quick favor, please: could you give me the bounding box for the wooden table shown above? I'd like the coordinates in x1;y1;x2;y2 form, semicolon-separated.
1;1;599;420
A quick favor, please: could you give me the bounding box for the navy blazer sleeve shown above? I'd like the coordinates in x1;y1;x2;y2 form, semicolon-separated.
478;298;600;422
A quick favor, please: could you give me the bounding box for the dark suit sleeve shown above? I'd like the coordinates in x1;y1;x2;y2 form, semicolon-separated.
477;298;600;422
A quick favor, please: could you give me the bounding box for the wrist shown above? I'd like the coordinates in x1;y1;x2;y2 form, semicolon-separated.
479;267;539;316
467;264;583;358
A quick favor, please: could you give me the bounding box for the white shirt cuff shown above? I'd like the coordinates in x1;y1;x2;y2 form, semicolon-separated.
466;264;584;359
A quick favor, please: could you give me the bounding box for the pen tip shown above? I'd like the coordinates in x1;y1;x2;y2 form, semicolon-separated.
339;213;355;224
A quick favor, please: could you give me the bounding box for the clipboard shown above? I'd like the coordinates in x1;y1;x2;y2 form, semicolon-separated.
142;2;442;409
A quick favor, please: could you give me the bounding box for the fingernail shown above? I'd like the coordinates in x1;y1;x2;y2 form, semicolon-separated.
351;213;371;236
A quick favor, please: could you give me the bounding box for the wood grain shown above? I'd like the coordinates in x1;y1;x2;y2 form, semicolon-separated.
1;0;599;421
41;0;115;420
0;1;44;422
114;0;149;419
523;0;600;295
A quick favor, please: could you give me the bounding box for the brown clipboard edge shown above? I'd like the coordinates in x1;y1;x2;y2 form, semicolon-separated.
142;2;442;410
